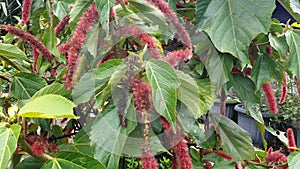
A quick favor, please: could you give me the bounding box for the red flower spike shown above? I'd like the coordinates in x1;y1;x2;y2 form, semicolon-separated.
141;143;158;169
55;15;70;36
213;150;232;160
5;25;53;62
160;117;171;130
287;128;296;153
131;78;152;112
205;161;213;169
30;141;47;156
164;48;192;66
262;82;278;114
280;72;288;104
59;4;99;89
266;45;273;55
32;46;39;73
21;0;33;25
173;140;192;169
171;157;178;169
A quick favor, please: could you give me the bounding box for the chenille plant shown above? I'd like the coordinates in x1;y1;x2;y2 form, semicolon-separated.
0;0;300;169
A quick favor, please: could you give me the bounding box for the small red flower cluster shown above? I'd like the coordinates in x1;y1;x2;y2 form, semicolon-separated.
55;15;70;36
173;140;192;169
262;82;278;114
20;0;33;25
265;147;287;169
141;143;158;169
115;25;162;59
131;78;152;113
287;128;296;153
60;5;99;89
5;25;53;62
165;48;192;66
145;0;191;49
26;135;58;156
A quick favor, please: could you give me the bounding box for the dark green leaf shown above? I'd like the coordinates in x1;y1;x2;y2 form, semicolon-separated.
231;74;261;103
286;30;300;79
15;157;43;169
96;0;115;35
251;54;276;90
210;113;255;160
10;72;47;100
41;151;107;169
195;0;211;28
69;0;93;27
198;0;275;65
32;83;71;99
0;43;28;61
269;34;288;58
95;59;125;80
145;60;180;128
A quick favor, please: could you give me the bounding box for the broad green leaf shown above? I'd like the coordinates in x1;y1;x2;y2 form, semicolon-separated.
251;54;276;90
145;60;180;127
286;30;300;79
85;21;101;57
41;151;107;169
0;123;21;169
269;34;289;58
193;32;232;90
43;27;57;50
53;0;71;20
15;157;43;169
195;0;211;27
95;59;125;80
176;70;206;117
198;0;275;65
69;0;93;27
0;43;28;61
91;104;136;168
210;113;255;160
288;152;300;169
196;79;215;109
231;74;261;103
19;94;76;119
290;0;300;14
11;72;47;100
96;0;115;36
32;83;71;99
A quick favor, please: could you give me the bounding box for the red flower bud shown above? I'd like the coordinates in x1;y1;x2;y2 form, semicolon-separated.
262;82;278;114
266;45;272;55
287;128;296;153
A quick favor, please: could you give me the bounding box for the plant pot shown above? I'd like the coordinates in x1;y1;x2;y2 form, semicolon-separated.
209;99;239;123
234;104;274;148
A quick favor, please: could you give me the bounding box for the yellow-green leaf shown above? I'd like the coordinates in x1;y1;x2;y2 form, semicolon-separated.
19;94;76;119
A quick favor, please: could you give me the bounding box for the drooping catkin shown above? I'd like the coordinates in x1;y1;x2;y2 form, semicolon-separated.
20;0;33;25
262;82;278;114
287;128;296;153
279;72;288;104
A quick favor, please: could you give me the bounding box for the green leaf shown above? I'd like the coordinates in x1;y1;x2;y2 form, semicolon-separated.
53;0;71;20
193;33;232;90
195;0;211;28
290;0;300;15
15;157;43;169
19;94;76;119
251;54;276;90
69;0;93;27
0;43;28;61
196;79;215;109
288;152;300;169
95;0;115;36
0;123;21;169
231;74;261;103
198;0;275;65
91;105;136;168
286;30;300;79
95;59;125;80
176;70;206;117
269;34;289;58
210;113;255;160
41;151;107;169
145;60;180;127
32;83;71;99
11;72;47;100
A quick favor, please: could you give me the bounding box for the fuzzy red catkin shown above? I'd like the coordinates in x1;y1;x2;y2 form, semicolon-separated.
131;78;152;112
32;46;39;73
21;0;33;25
5;25;53;62
280;72;288;104
173;140;192;169
213;150;232;160
55;15;70;36
141;142;158;169
262;82;278;114
287;128;296;153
